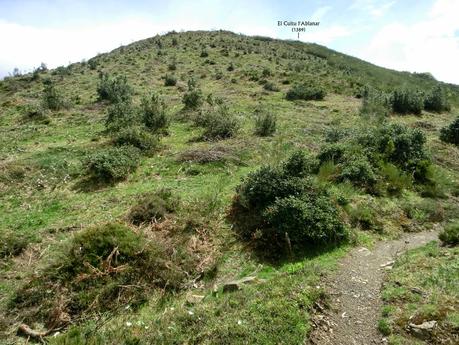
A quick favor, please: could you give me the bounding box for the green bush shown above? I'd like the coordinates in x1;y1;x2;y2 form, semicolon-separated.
200;106;240;140
128;189;179;225
105;101;138;133
286;84;325;101
424;85;450;112
439;221;459;245
230;152;346;255
182;81;203;110
97;73;132;103
141;92;168;133
42;79;64;110
164;74;177;86
254;110;276;136
440;117;459;146
12;223;186;322
337;154;377;189
113;126;159;153
391;88;423;115
282;150;317;177
84;146;141;182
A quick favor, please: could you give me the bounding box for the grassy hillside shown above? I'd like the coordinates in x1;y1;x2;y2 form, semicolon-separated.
0;30;458;344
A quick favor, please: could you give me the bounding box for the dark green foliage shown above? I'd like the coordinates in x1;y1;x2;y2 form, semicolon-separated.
424;85;450;112
264;193;345;244
391;87;423;115
286;83;325;101
200;50;209;58
105;101;138;133
317;123;432;193
42;79;64;110
128;189;179;225
227;62;235;71
113;126;159;153
282;150;316;178
230;152;346;255
200;105;240;140
254;110;276;136
140;92;168;133
439;221;459;245
97;73;132;103
84;146;141;182
182;79;203;110
440;117;459;146
164;74;177;86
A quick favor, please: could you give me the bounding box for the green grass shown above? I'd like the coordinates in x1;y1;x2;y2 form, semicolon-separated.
0;30;458;344
380;241;459;344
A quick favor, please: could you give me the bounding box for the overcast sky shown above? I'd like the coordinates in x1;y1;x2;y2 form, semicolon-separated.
1;0;458;84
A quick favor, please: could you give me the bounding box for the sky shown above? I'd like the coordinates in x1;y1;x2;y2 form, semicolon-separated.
0;0;458;84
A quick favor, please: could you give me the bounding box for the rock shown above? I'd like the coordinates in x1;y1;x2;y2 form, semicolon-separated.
222;282;240;293
408;320;437;340
222;276;262;293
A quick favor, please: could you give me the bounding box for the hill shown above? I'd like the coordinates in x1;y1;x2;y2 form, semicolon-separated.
0;30;458;344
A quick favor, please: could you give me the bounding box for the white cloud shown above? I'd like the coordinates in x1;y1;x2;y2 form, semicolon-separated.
311;6;332;21
0;18;167;75
361;0;459;84
300;25;352;45
350;0;396;18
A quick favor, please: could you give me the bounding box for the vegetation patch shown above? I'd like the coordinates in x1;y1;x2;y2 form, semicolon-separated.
380;242;458;344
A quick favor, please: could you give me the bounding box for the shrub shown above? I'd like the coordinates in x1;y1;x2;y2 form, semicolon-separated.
84;146;141;182
439;221;459;245
264;193;346;245
282;150;317;177
200;50;209;58
254;110;276;136
128;189;179;225
182;78;203;109
227;62;235;71
286;84;325;101
141;92;168;133
22;104;50;123
424;85;450;112
200;106;240;140
42;79;64;110
97;73;132;103
391;88;423;115
11;223;187;322
263;81;279;92
113;126;159;153
164;74;177;86
440;117;459;146
105;101;138;133
337;154;377;189
230;152;346;256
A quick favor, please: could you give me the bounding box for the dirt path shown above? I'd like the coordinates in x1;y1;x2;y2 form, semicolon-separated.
308;230;439;345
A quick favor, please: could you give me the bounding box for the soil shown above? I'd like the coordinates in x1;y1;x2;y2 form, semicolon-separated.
308;230;439;345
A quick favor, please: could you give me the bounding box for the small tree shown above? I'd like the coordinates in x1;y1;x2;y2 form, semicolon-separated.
391;87;423;115
424;85;450;112
440;117;459;146
254;110;277;136
42;79;64;110
141;92;168;133
97;73;132;103
182;78;203;110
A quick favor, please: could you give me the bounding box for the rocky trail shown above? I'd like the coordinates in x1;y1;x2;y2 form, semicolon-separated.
308;230;439;345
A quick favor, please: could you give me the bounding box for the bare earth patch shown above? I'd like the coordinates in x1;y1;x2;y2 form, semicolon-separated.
309;230;439;345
